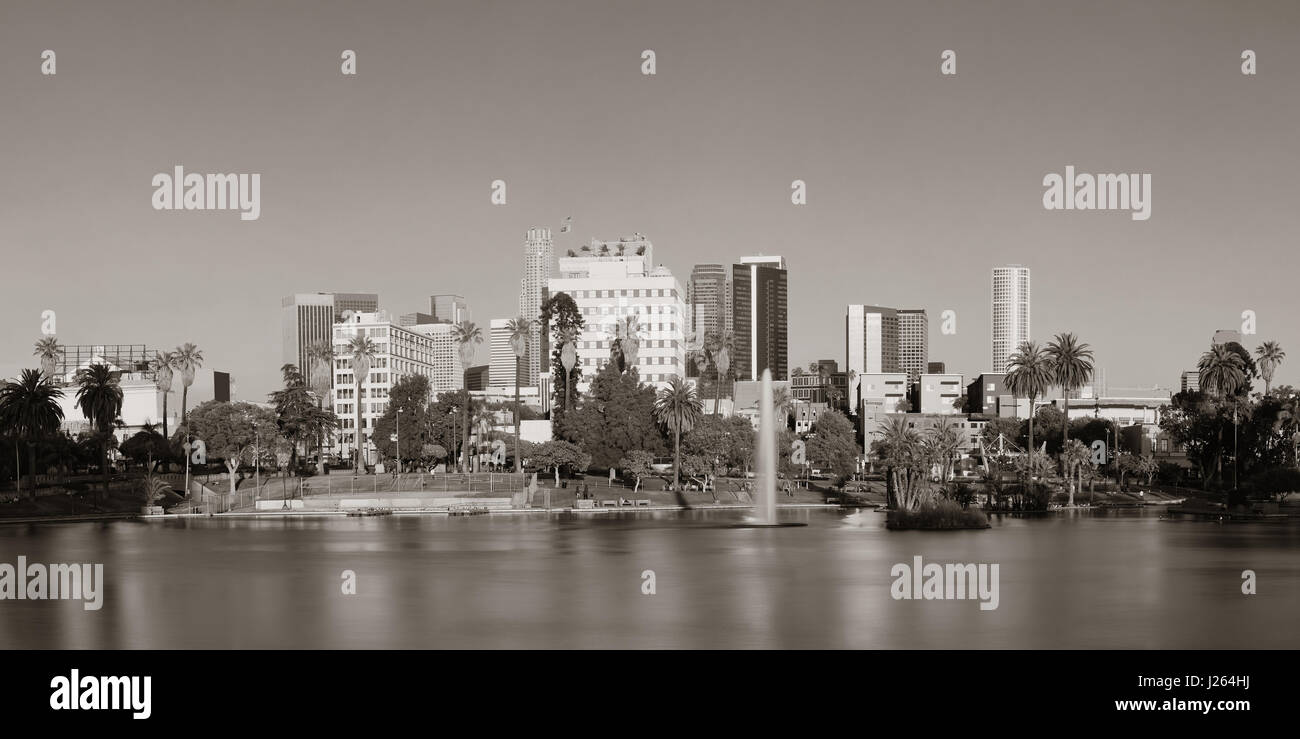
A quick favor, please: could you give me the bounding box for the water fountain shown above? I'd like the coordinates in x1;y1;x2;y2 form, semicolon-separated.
731;369;806;528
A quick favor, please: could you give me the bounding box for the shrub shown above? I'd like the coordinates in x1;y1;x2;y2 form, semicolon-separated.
887;499;990;530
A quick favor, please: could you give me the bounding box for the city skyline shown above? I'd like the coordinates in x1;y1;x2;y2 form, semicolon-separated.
3;1;1298;400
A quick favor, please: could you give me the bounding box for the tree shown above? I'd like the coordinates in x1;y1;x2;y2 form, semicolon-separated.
149;351;175;441
653;376;704;499
710;331;733;416
619;450;655;494
346;332;377;470
1005;340;1053;495
806;409;860;483
1045;332;1094;470
506;316;534;473
305;340;337;473
872;415;928;510
1198;343;1247;487
1255;341;1285;396
452;320;483;470
120;422;170;473
1060;438;1091;507
185;400;278;498
0;369;65;496
684;415;755;477
528;439;590;486
74;365;123;501
33;337;63;380
540;292;585;426
611;314;642;374
171;342;204;430
555;361;666;470
922;416;961;483
269;364;338;473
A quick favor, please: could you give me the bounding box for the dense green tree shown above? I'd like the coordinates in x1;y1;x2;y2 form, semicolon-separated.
555;362;666;470
540;292;585;426
74;364;124;500
805;409;860;482
0;369;65;496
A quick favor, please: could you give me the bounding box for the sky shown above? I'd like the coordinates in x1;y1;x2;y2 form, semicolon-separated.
1;0;1297;401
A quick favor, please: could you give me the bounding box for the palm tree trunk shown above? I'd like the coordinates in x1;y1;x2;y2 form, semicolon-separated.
462;395;470;473
181;386;189;430
27;442;37;499
1061;393;1070;476
1027;396;1036;499
356;383;364;472
162;394;170;441
514;356;522;474
673;426;681;490
100;439;110;504
714;370;721;416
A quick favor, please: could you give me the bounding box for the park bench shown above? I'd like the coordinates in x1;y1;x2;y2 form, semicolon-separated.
636;499;650;507
600;500;619;507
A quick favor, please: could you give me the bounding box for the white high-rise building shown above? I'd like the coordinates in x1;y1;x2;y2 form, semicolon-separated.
898;309;928;384
991;264;1031;372
547;235;687;388
332;311;462;460
518;227;553;387
489;318;524;388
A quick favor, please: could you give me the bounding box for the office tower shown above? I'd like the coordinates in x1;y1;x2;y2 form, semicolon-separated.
489;318;526;387
688;263;731;339
991;264;1031;372
465;365;489;391
548;236;687;386
331;292;379;321
1180;371;1200;393
918;373;964;414
332;311;462;460
898;309;929;384
213;371;231;402
519;227;554;387
732;256;788;381
845;305;901;376
282;293;336;379
430;295;470;325
398;312;437;327
928;361;946;374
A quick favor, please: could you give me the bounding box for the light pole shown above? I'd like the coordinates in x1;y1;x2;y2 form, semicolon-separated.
447;408;456;473
396;407;403;475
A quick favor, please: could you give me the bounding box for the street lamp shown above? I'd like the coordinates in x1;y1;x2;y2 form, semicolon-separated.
396;407;404;475
448;408;457;473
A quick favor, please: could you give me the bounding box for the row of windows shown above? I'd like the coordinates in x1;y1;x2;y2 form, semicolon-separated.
573;289;677;299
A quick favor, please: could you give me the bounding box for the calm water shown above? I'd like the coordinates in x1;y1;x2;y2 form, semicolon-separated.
1;508;1297;649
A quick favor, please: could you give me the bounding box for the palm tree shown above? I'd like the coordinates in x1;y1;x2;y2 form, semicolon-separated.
614;314;642;372
558;326;578;413
452;321;483;471
1061;438;1091;507
1045;332;1094;471
1004;341;1053;495
170;343;204;430
1255;341;1285;395
74;364;124;501
874;415;924;510
346;333;377;471
653;376;704;496
506;316;534;474
305;340;336;473
149;351;175;441
927;416;961;483
33;337;63;380
0;369;65;496
1199;342;1246;485
710;331;733;416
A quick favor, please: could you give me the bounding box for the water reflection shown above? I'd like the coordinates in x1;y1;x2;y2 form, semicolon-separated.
0;509;1296;649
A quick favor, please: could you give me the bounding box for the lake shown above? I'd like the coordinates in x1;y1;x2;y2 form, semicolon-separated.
1;508;1296;648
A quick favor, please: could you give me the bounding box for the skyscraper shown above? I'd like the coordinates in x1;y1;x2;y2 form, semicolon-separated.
430;295;470;325
688;263;731;339
898;309;929;384
732;256;788;381
991;264;1031;372
281;293;335;377
519;227;554;387
331;292;379;321
846;305;901;376
489;318;525;387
